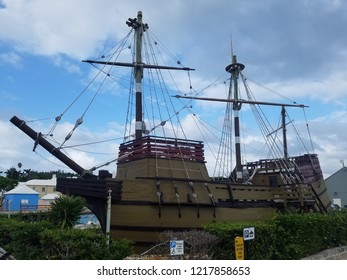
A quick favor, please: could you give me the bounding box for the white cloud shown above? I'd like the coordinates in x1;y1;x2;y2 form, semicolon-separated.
0;119;36;171
0;0;130;58
0;52;22;67
52;56;81;74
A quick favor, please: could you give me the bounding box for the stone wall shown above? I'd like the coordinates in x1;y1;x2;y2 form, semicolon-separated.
302;246;347;260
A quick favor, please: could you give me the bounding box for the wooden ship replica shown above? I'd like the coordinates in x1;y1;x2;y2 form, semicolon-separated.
11;11;330;246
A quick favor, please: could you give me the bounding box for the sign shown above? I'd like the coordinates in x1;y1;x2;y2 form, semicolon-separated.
170;240;184;256
234;237;244;260
243;227;255;241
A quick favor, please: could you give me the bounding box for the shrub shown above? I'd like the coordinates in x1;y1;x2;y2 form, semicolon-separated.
0;217;133;260
0;219;54;259
153;230;220;259
40;228;133;260
49;195;86;229
204;211;347;260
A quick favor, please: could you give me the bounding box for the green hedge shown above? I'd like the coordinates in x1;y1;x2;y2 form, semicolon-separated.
204;211;347;260
3;211;347;260
0;218;133;260
39;229;133;260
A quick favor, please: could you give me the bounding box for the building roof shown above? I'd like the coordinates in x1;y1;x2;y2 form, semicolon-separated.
5;183;39;195
325;167;347;182
26;174;57;186
41;193;60;200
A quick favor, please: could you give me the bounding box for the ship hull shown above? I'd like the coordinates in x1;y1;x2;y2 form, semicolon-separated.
109;204;275;244
57;154;330;245
55;136;331;245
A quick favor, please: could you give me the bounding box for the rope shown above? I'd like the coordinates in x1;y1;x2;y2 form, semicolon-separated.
303;107;315;154
213;81;234;179
246;77;298;105
60;136;123;150
34;151;70;170
240;73;295;178
53;30;134;145
142;31;198;180
147;30;187;68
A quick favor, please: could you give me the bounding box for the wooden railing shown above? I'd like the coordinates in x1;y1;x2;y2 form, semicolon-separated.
244;154;323;183
118;136;205;163
271;184;315;207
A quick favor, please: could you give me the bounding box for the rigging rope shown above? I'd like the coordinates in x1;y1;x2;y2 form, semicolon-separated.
302;107;315;154
213;79;234;179
140;31;197;179
49;30;133;146
246;77;298;105
34;151;71;170
240;73;297;182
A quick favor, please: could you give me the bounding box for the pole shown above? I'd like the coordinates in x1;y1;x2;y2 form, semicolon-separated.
282;106;288;159
245;241;249;260
106;188;112;245
226;56;245;182
7;200;11;219
134;11;145;140
10;116;93;178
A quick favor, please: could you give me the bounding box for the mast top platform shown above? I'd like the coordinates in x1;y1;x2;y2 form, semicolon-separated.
126;11;148;31
225;62;245;73
225;54;245;73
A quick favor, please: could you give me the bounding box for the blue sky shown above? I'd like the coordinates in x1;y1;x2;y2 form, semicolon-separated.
1;0;347;178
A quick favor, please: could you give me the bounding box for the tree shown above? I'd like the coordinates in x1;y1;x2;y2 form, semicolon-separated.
5;167;20;180
0;177;17;192
49;195;86;229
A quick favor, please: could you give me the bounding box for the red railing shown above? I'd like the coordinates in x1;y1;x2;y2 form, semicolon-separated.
118;136;205;163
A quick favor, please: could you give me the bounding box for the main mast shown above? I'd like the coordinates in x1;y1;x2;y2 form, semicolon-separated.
226;55;245;182
177;56;307;181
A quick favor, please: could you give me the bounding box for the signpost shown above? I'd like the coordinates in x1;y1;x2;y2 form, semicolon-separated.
243;227;255;259
234;236;244;260
170;240;184;256
243;227;255;241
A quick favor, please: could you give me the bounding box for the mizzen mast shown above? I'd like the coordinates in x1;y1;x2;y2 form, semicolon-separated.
282;106;288;160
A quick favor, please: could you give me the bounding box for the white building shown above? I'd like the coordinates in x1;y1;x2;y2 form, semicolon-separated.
25;174;60;198
325;166;347;209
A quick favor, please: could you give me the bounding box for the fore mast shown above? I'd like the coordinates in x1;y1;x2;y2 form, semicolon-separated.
127;11;147;140
83;11;194;143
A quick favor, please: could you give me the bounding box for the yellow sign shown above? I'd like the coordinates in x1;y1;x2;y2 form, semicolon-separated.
234;236;244;260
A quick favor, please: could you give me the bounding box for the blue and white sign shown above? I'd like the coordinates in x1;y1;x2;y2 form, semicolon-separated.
243;227;255;241
170;240;184;255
